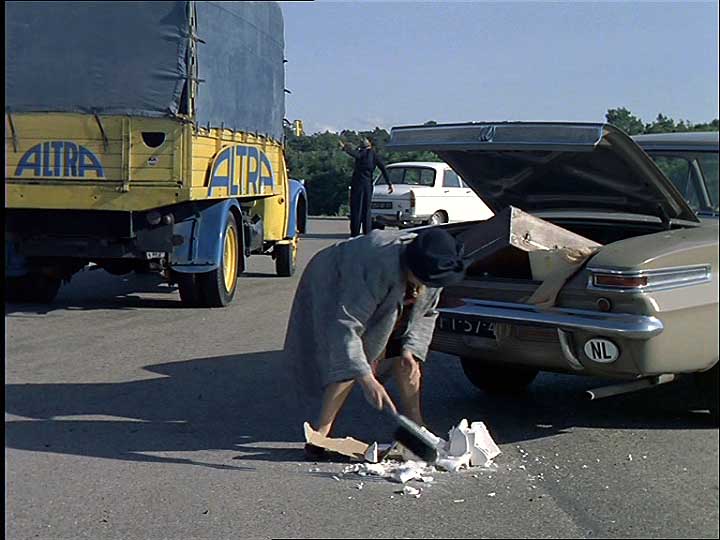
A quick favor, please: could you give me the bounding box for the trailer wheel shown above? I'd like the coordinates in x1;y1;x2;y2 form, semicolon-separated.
460;357;538;394
275;240;297;277
6;273;61;304
197;211;240;307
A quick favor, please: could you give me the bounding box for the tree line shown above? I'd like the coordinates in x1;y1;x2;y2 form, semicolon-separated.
284;110;719;216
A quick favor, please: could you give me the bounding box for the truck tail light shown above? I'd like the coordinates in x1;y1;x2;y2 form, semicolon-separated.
410;191;415;209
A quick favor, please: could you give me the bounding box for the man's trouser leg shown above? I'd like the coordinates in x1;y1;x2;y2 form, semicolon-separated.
360;181;372;235
349;183;362;237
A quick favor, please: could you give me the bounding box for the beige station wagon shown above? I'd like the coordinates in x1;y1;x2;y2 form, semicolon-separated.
387;123;719;419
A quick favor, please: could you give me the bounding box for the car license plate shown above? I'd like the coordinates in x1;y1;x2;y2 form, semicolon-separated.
372;201;392;209
145;251;165;260
438;315;496;338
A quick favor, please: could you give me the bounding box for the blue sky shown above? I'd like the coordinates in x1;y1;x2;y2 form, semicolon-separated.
279;1;719;134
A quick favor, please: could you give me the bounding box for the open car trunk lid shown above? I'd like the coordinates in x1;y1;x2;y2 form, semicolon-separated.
386;122;699;225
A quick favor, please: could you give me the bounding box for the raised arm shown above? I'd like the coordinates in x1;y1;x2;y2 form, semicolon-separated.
339;141;360;159
375;152;393;191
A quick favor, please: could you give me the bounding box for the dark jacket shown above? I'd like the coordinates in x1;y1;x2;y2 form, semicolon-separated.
343;145;392;186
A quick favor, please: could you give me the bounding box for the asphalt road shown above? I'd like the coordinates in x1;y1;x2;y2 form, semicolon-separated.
5;218;719;540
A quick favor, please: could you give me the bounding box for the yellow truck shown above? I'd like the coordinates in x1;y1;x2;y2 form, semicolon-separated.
5;1;307;307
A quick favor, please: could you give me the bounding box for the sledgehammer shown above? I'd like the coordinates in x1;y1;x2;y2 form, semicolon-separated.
384;409;439;463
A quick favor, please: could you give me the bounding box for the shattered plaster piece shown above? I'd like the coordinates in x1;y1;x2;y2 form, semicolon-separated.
397;486;421;497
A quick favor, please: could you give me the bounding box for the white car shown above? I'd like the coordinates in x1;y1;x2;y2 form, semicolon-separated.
371;161;493;228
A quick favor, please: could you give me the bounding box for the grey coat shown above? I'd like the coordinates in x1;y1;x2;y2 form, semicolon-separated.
284;230;441;396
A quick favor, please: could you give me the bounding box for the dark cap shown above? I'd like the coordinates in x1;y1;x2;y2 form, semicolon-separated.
404;228;467;287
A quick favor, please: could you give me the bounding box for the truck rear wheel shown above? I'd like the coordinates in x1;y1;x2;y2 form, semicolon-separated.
275;240;297;277
460;357;539;394
6;273;61;304
197;212;240;307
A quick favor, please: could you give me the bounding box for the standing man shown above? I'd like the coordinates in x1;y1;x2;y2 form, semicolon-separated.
283;227;468;459
340;137;394;237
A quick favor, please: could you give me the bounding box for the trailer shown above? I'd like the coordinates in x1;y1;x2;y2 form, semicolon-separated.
5;1;307;307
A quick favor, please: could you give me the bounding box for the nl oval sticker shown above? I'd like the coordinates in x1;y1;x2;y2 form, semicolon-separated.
584;338;619;363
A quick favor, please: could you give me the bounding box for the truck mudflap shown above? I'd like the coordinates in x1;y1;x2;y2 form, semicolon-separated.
286;179;308;237
170;198;247;273
5;240;28;277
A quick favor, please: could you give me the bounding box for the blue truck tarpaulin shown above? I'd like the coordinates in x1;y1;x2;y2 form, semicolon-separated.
5;0;285;142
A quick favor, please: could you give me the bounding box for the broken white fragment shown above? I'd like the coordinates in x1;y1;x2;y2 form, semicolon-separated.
391;461;429;484
436;453;470;473
363;463;389;477
453;499;465;503
355;482;364;490
628;454;633;462
363;442;379;464
332;475;341;482
487;492;496;497
448;419;471;456
397;486;421;497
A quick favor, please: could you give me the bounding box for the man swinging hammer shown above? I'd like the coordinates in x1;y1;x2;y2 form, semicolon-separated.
283;227;467;459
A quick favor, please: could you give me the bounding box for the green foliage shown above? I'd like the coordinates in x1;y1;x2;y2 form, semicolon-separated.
284;124;441;216
606;108;719;137
288;112;718;216
606;107;644;135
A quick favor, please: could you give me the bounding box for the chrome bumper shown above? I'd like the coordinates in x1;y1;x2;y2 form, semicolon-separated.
440;299;664;340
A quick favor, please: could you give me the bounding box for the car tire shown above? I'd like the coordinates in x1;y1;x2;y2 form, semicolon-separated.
429;211;448;226
460;357;539;394
696;363;719;422
6;273;61;304
275;241;297;277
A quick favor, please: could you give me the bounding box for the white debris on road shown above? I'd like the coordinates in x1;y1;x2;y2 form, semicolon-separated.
337;418;502;492
343;460;435;485
396;485;422;498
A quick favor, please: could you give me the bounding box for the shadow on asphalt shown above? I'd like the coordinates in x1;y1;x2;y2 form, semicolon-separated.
4;271;182;315
5;349;716;468
299;232;350;240
5;269;282;315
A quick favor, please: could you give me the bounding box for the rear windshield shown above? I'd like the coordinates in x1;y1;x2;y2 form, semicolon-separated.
646;150;719;214
375;167;436;186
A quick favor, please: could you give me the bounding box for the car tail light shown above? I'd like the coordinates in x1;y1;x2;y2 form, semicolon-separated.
594;275;648;288
589;265;711;292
